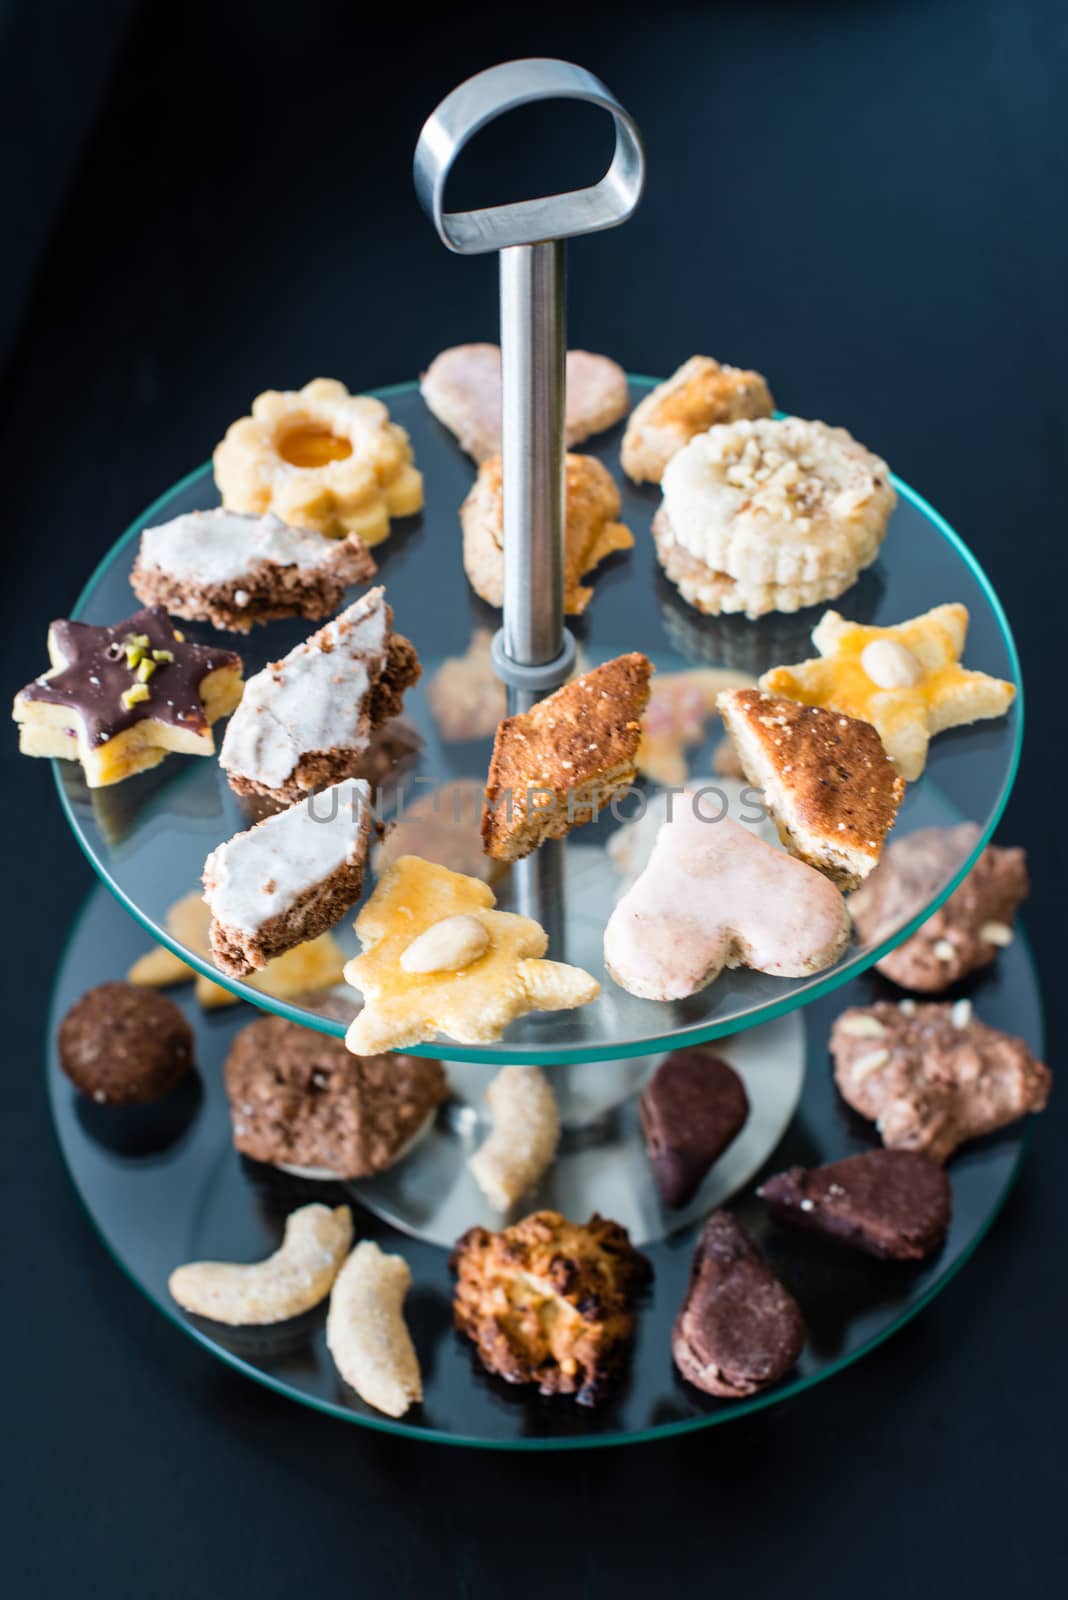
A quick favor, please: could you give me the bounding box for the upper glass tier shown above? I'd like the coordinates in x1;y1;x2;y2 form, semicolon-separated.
54;379;1022;1062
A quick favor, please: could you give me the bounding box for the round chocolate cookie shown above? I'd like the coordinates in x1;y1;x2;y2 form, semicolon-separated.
223;1015;449;1179
58;981;194;1105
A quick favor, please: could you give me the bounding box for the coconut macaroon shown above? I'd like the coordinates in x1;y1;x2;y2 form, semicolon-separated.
213;378;423;547
718;688;906;892
621;355;774;484
653;417;896;619
462;452;634;615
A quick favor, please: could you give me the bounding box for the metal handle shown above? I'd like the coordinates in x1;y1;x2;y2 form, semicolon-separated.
413;58;645;255
414;60;645;689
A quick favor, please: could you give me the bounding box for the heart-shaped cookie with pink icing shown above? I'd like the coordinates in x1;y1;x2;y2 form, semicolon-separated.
603;809;851;1001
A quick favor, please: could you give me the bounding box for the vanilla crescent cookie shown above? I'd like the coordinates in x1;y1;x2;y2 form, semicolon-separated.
654;417;896;618
214;378;423;547
344;856;599;1053
621;355;774;484
169;1203;353;1325
604;809;851;1001
468;1065;561;1211
761;604;1016;781
326;1241;423;1417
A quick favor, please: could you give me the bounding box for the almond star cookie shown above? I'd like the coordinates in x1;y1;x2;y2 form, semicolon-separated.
718;688;905;891
343;856;599;1054
761;604;1015;782
653;417;895;619
621;355;774;484
481;653;653;862
462;452;634;615
13;606;243;787
831;999;1050;1162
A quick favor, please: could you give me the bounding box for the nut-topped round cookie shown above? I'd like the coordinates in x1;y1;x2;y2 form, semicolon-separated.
58;981;194;1104
654;416;895;618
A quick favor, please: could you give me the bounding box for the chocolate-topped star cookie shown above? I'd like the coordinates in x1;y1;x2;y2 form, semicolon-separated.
14;606;243;786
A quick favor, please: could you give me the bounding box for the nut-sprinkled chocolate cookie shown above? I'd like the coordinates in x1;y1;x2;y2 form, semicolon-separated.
760;1149;951;1260
58;981;194;1104
639;1050;750;1207
831;1000;1050;1163
451;1210;651;1406
672;1212;804;1398
850;824;1029;992
14;606;243;787
224;1015;448;1179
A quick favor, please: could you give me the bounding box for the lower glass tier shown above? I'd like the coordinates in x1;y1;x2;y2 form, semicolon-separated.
49;884;1043;1449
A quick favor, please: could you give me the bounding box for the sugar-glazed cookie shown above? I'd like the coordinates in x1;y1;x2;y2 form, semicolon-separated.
214;378;423;547
604;809;851;1001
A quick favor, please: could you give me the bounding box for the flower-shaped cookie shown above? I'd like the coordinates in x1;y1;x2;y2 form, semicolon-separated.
760;603;1016;781
343;856;599;1053
213;378;423;546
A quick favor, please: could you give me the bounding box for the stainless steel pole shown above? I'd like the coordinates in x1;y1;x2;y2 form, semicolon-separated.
500;241;566;670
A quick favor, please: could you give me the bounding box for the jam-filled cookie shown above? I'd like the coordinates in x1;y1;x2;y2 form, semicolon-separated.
214;378;423;547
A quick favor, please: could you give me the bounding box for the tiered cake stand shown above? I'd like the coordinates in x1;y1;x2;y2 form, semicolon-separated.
45;64;1035;1448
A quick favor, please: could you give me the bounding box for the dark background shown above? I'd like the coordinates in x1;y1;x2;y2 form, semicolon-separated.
3;1;1065;1594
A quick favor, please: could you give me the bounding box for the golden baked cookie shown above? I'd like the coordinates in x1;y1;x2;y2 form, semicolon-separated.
213;378;423;546
760;604;1016;781
654;417;896;618
482;653;652;862
718;688;905;891
451;1210;650;1405
622;355;774;483
461;452;634;615
343;856;599;1053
